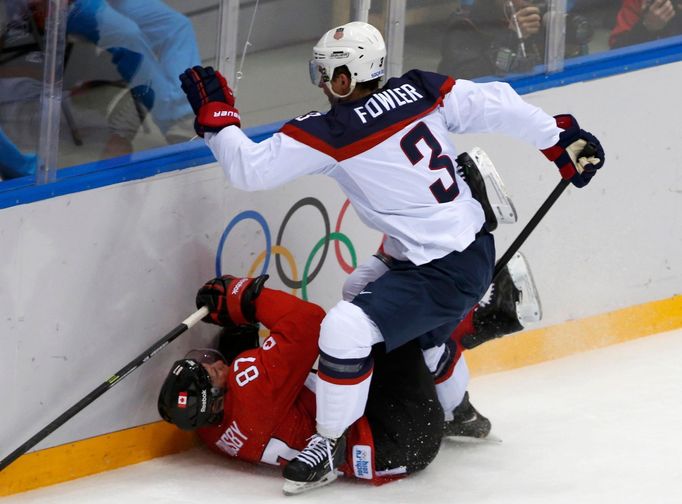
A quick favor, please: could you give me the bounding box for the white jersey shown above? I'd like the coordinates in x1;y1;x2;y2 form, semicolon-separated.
207;70;560;265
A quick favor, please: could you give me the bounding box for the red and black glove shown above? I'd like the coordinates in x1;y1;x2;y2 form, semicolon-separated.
195;275;268;327
541;114;605;188
179;66;240;137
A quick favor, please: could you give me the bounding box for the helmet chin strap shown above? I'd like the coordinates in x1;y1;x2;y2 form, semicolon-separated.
326;79;357;100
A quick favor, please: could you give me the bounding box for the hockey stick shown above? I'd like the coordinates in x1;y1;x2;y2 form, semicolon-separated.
492;178;570;281
492;139;600;279
0;306;209;472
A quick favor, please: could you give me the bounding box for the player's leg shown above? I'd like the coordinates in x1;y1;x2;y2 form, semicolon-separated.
422;340;491;438
345;251;539;352
457;147;517;231
321;239;493;435
461;251;541;349
364;340;444;477
344;253;493;441
282;299;381;494
444;390;491;438
283;253;396;493
341;253;390;302
283;232;495;493
423;256;542;436
284;338;444;494
457;147;517;232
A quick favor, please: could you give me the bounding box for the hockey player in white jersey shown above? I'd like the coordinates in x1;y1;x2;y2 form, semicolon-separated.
179;21;604;495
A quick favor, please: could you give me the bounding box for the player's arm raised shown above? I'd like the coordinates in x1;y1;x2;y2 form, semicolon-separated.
180;65;334;190
196;275;325;405
442;79;604;187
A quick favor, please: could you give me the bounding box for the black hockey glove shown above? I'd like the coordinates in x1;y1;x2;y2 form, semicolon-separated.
217;324;261;364
541;114;605;188
196;274;269;327
179;65;240;137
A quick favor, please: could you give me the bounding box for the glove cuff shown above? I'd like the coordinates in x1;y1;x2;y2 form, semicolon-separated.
540;114;581;181
225;275;268;325
541;114;603;189
197;101;241;131
225;277;254;325
540;114;579;158
541;145;578;181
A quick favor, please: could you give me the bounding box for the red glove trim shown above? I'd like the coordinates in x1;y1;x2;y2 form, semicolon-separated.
226;277;250;326
197;101;241;129
216;72;236;107
555;114;576;130
541;144;563;162
559;163;577;180
189;68;209;106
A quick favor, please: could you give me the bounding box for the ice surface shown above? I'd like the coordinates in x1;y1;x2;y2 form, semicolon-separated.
4;329;682;504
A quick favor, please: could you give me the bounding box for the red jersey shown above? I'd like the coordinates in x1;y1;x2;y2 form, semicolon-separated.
196;289;380;481
610;0;682;48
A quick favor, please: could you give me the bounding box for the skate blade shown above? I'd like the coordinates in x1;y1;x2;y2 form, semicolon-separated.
444;433;503;444
282;471;339;496
470;147;517;224
507;252;542;324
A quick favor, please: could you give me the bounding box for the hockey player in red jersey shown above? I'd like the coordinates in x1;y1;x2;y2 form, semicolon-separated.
158;257;539;494
178;20;605;494
159;276;446;492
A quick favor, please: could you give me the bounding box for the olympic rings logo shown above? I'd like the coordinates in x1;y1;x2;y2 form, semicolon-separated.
215;197;372;300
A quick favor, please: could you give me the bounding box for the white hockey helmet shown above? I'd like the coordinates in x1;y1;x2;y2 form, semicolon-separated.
310;21;386;98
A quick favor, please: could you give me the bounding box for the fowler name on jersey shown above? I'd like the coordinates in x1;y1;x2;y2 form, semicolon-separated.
353;83;424;124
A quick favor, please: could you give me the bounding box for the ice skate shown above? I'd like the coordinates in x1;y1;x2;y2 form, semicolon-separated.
457;147;517;232
463;252;541;349
443;391;491;439
282;433;346;496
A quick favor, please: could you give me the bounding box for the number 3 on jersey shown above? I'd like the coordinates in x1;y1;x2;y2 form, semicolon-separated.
400;122;459;203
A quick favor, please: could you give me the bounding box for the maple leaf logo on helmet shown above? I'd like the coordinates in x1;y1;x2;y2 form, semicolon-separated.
177;392;188;408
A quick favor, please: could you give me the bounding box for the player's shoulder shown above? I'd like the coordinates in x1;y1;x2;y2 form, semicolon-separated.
279;70;454;130
396;69;455;97
278;69;456;157
281;110;329;134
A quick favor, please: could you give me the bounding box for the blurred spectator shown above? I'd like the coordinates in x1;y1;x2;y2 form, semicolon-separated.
27;0;201;154
0;126;36;180
610;0;682;48
438;0;594;79
66;0;201;151
574;0;620;33
1;1;39;180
